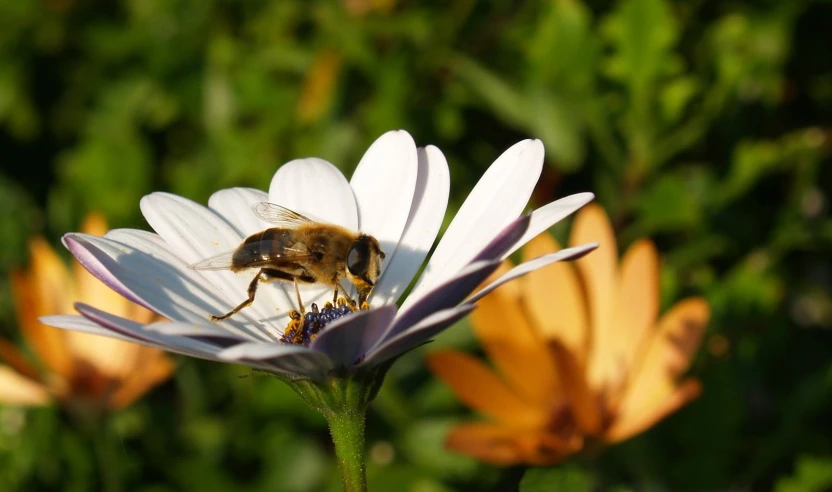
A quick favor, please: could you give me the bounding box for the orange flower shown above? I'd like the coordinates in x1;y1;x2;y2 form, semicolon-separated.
0;213;174;412
427;204;710;466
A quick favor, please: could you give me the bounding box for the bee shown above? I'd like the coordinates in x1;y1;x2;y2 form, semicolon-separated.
191;203;385;322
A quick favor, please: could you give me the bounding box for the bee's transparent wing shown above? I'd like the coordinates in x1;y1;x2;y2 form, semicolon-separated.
190;242;315;271
252;202;315;226
190;250;238;271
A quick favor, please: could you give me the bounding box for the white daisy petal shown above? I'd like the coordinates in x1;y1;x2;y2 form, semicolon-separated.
268;157;358;230
370;145;450;307
217;342;334;378
88;230;272;341
309;305;397;369
141;192;243;263
466;243;599;305
208;187;271;237
140;192;290;332
502;192;596;258
411;139;544;296
350;130;419;280
359;304;476;368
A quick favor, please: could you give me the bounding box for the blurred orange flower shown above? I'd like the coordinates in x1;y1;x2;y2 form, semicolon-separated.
0;213;174;413
427;204;710;466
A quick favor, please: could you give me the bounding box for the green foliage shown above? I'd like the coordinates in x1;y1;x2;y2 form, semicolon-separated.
520;465;594;492
776;455;832;492
0;0;830;490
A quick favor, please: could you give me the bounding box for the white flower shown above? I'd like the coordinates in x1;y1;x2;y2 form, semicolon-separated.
42;131;596;379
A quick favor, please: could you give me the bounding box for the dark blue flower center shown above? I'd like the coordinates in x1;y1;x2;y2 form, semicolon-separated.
280;298;357;346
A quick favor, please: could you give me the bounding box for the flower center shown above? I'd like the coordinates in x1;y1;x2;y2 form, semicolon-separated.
280;297;358;346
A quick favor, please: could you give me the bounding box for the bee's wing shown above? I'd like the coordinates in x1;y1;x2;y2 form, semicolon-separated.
252;202;315;226
190;250;239;271
190;242;316;271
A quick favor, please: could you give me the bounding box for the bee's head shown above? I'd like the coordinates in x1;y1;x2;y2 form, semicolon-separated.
346;234;385;305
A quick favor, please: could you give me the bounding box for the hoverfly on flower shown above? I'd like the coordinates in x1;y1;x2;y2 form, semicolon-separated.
191;202;385;322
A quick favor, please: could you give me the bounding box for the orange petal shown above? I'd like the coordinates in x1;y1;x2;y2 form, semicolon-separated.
522;234;589;363
29;237;75;315
470;285;559;408
128;302;160;325
80;212;108;236
108;350;175;410
65;331;141;380
426;351;549;429
613;298;709;429
10;265;73;378
445;422;579;466
605;379;702;443
613;239;660;374
570;205;619;392
0;366;52;406
548;340;602;435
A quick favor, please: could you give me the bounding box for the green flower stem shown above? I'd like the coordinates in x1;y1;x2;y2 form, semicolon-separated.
325;406;367;492
284;365;391;492
92;418;122;492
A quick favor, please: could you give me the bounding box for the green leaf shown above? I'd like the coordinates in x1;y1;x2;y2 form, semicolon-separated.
526;0;597;89
776;455;832;492
601;0;678;98
520;465;594;492
660;76;700;124
454;58;585;169
453;57;528;127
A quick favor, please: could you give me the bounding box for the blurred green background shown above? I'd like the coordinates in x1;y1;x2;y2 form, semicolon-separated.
1;0;831;490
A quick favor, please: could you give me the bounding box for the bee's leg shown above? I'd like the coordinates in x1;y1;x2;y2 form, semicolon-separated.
293;278;305;315
336;284;358;309
332;288;338;304
210;269;266;322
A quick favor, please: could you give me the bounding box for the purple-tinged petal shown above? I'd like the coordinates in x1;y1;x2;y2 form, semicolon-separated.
217;342;334;378
359;304;476;368
503;193;595;258
268;157;358;230
72;303;228;359
398;217;529;313
41;314;157;346
350;131;418;285
67;232;272;342
381;259;501;343
144;322;250;348
208;187;271;238
466;243;599;305
471;215;531;263
309;305;397;369
412;140;544;295
63;234;150;310
370;145;451;307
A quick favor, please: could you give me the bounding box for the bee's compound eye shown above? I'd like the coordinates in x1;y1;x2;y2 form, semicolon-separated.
347;240;370;277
